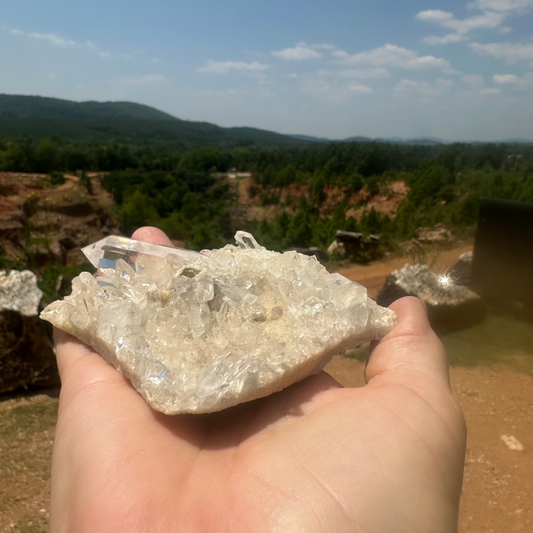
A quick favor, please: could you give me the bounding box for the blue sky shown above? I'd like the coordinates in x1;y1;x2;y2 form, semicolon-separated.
1;0;533;140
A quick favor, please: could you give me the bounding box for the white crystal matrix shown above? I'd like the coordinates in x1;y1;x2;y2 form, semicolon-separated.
41;232;396;414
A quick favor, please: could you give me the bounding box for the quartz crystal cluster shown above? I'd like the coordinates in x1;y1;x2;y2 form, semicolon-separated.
41;232;396;414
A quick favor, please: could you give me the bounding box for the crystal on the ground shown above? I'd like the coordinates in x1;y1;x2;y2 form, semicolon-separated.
41;232;397;414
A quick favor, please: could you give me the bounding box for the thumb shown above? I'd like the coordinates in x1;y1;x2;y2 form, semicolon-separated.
365;296;451;391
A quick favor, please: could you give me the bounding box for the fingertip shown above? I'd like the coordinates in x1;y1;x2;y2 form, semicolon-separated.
386;297;432;338
131;226;174;247
366;296;450;389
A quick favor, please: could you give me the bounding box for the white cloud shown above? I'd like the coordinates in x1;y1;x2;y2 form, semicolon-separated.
417;9;507;34
197;60;269;73
456;74;503;99
494;73;520;83
470;41;533;62
394;78;454;96
348;83;373;93
423;33;466;45
417;10;455;22
338;68;391;79
494;72;533;87
121;74;165;85
9;27;116;58
272;46;322;60
10;28;76;47
335;44;451;70
462;74;485;88
499;26;513;33
472;0;533;11
47;73;57;79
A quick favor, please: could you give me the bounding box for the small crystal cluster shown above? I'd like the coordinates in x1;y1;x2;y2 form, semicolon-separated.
41;232;396;414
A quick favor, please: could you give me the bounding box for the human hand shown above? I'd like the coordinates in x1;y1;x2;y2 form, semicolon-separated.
49;227;466;533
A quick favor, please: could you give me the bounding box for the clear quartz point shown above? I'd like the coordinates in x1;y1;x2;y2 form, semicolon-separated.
235;231;264;250
82;235;202;271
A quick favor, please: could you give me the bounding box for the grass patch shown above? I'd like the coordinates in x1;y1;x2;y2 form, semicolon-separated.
442;315;533;373
0;401;58;439
345;315;533;375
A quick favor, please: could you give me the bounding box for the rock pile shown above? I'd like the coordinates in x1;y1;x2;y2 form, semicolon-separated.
377;262;486;332
0;270;58;393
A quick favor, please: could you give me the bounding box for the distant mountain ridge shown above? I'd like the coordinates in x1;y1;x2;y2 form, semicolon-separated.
289;133;533;145
1;94;532;146
0;94;179;121
0;94;303;147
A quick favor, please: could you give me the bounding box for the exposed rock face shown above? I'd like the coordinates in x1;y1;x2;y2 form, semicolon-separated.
414;224;453;244
0;270;58;393
377;263;486;332
41;233;396;414
0;172;119;268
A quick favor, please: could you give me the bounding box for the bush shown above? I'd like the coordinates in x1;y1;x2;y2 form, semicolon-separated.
50;171;65;186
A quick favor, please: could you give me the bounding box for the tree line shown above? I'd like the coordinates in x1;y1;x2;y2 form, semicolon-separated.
1;137;533;252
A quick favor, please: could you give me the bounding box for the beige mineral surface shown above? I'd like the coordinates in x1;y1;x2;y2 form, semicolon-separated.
41;233;396;414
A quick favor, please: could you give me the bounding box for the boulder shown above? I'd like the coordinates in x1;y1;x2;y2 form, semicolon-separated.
377;263;486;332
414;224;453;243
327;231;381;260
0;270;42;316
448;251;473;287
0;270;58;393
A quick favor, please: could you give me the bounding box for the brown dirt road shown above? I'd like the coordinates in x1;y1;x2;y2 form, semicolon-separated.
324;358;533;533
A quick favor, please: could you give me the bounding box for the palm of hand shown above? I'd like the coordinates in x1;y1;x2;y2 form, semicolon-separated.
50;229;466;533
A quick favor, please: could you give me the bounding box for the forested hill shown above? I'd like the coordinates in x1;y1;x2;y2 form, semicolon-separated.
0;94;303;148
0;94;179;121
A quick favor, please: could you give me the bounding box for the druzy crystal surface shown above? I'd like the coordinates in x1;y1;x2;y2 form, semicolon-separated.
41;232;396;414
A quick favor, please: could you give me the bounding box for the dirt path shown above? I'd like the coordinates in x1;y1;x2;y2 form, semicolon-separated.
324;357;533;533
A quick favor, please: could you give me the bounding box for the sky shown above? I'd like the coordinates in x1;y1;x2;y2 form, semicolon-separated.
1;0;533;141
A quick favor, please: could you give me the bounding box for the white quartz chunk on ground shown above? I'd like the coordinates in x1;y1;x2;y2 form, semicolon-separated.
0;270;43;316
41;233;397;414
